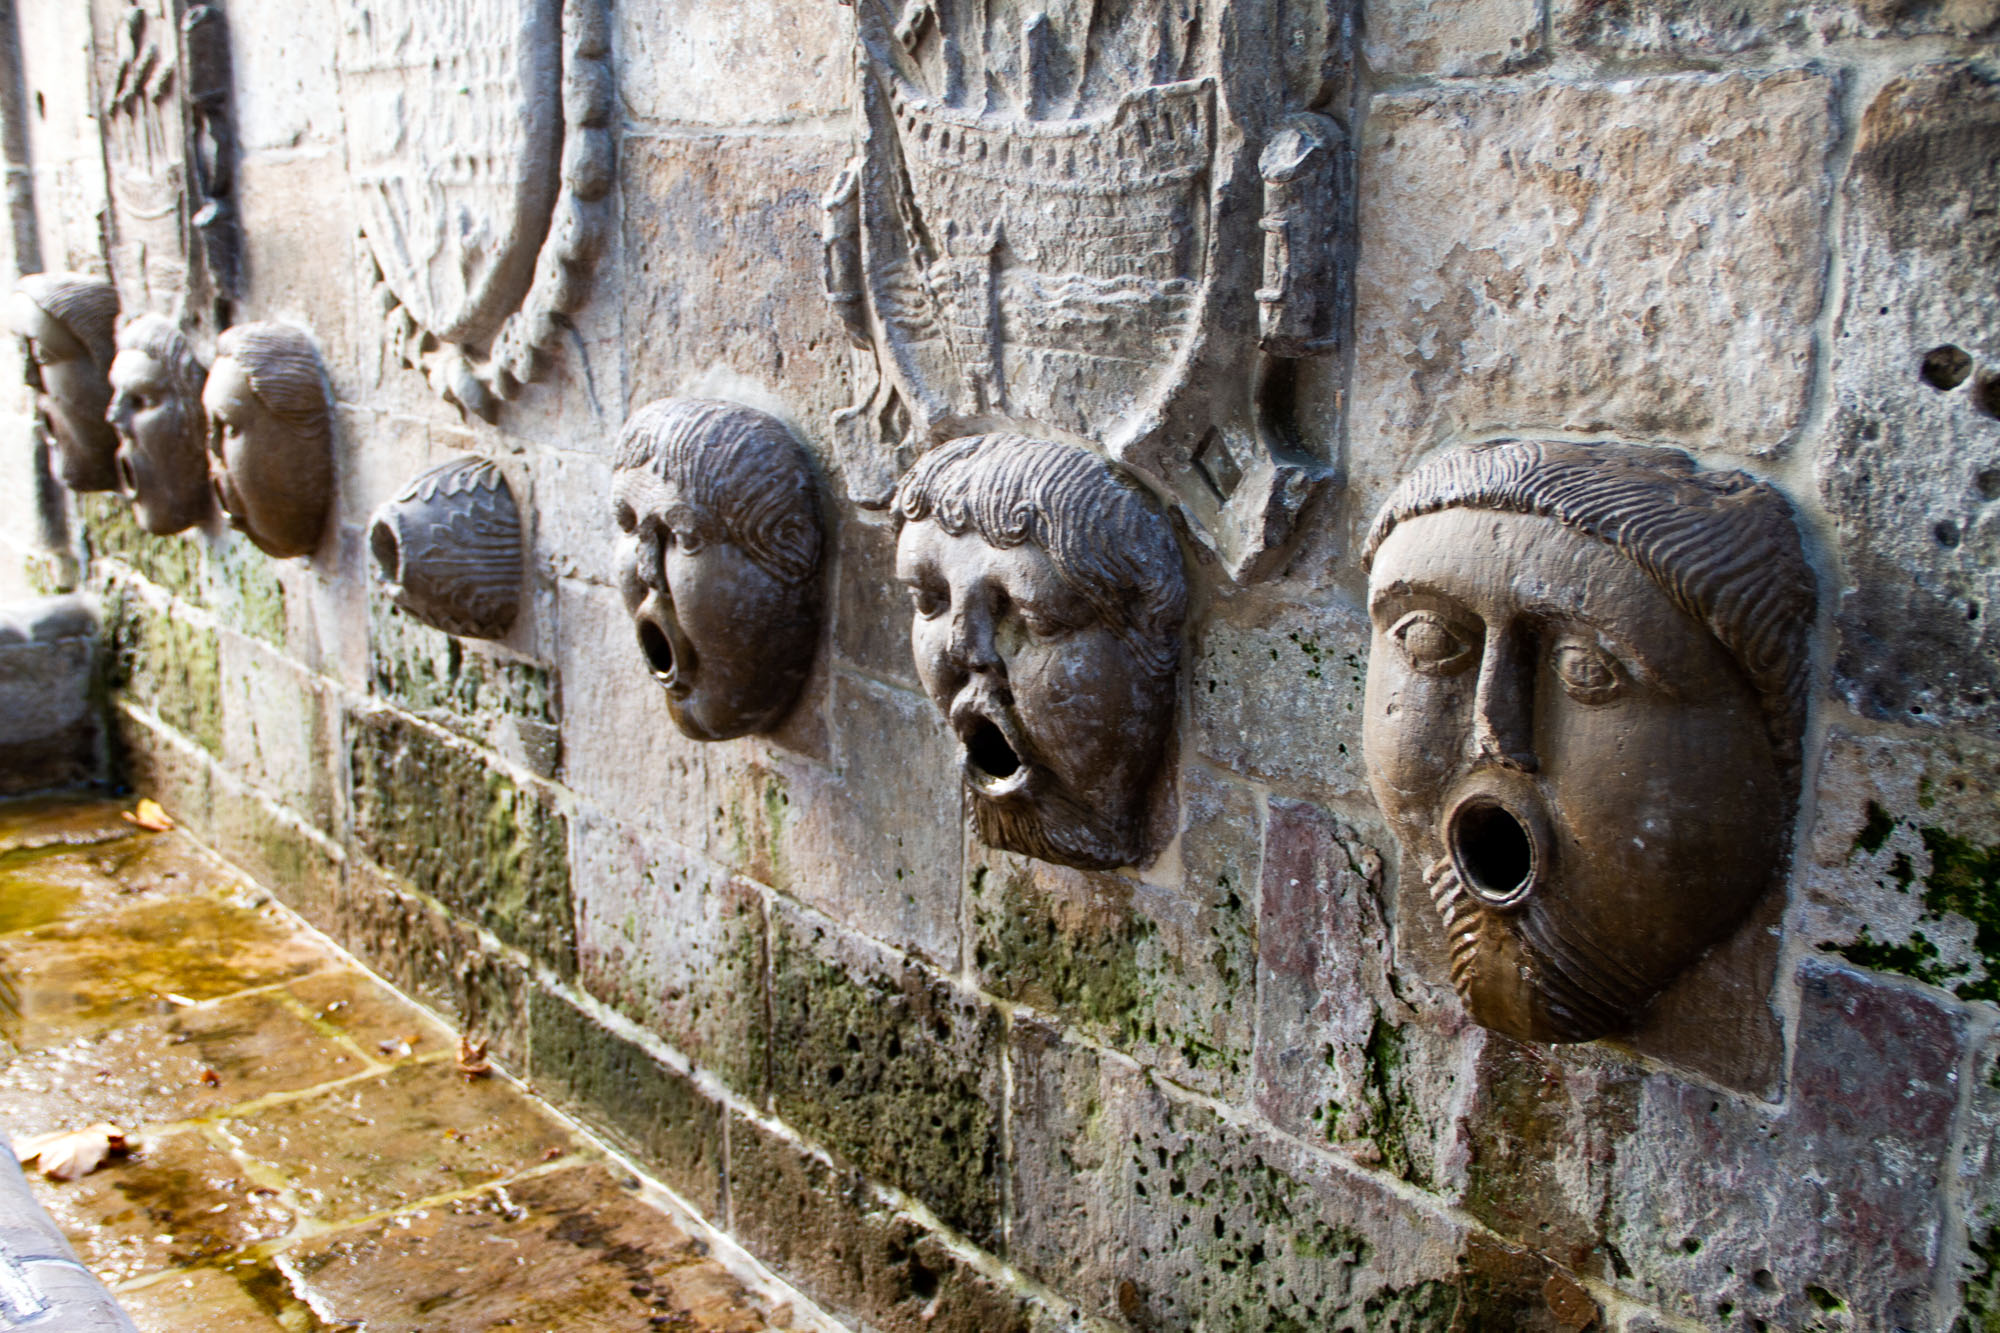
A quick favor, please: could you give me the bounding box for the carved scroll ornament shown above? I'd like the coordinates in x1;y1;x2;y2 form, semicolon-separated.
337;0;615;421
203;322;334;559
613;400;826;741
370;456;523;639
1361;441;1815;1043
9;275;122;492
895;433;1186;871
824;0;1355;581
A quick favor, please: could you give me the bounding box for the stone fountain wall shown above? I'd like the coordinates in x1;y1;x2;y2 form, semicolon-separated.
3;2;1999;1329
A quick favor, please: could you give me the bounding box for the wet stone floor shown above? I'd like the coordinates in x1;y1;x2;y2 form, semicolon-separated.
0;794;813;1333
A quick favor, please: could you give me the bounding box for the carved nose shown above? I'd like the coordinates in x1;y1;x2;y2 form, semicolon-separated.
947;601;1000;675
1469;621;1538;774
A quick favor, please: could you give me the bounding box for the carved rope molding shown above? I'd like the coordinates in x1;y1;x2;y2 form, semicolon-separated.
347;0;615;423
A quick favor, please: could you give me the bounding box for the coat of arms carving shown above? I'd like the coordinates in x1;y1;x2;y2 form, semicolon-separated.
824;0;1355;579
335;0;615;422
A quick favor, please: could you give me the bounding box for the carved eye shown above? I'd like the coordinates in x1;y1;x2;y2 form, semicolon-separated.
908;579;946;619
1550;639;1625;704
615;503;637;533
672;525;705;556
1390;611;1477;676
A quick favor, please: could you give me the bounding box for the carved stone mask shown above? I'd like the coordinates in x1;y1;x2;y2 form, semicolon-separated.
895;435;1186;871
7;275;120;492
108;313;211;536
1361;441;1814;1044
612;399;824;741
203;323;334;559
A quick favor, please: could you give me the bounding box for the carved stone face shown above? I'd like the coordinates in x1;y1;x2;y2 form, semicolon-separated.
614;466;818;741
201;333;333;559
109;345;210;536
6;293;118;491
1364;507;1787;1043
897;520;1174;871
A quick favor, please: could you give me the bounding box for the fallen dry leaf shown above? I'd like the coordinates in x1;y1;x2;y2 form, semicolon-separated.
457;1035;492;1080
14;1124;130;1181
198;1068;221;1087
122;799;174;832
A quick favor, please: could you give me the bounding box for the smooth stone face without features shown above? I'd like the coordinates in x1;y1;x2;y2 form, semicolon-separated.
109;337;211;537
1364;507;1786;1043
611;399;824;742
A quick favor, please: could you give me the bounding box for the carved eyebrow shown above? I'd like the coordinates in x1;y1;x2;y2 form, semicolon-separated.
1367;577;1463;619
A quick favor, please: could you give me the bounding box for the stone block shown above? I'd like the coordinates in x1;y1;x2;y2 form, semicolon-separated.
619;133;854;480
335;862;534;1071
109;706;216;837
1351;69;1838;493
78;494;205;603
103;585;222;757
346;707;575;978
222;0;344;154
970;766;1257;1098
528;988;726;1218
778;674;962;965
233;151;363;387
368;595;562;779
1009;1020;1474;1329
0;596;98;796
1956;1029;2000;1327
768;903;1003;1246
1820;60;2000;731
553;577;719;851
204;534;293;650
1363;0;1543;75
525;446;617;589
727;1113;1038;1333
1801;727;2000;1003
1554;0;1999;54
618;0;851;128
831;511;918;688
1608;958;1969;1330
206;779;345;929
1254;798;1436;1165
1189;593;1371;801
572;810;767;1098
217;631;336;827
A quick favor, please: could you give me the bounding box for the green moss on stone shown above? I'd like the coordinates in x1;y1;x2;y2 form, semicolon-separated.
347;710;574;977
973;864;1150;1040
104;590;222;755
1960;1227;2000;1332
211;539;287;646
768;914;1002;1246
79;493;204;598
1834;801;2000;1003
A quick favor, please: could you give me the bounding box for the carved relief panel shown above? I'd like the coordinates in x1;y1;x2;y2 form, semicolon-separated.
370;456;523;640
9;275;121;492
1360;441;1815;1043
825;0;1355;579
335;0;615;421
204;323;334;559
895;434;1186;870
97;0;237;331
612;400;826;741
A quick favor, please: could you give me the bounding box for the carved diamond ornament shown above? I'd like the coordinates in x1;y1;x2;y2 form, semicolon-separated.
336;0;614;421
825;0;1356;580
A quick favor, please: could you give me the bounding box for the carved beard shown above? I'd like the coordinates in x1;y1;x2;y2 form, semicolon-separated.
1423;856;1656;1043
970;778;1133;871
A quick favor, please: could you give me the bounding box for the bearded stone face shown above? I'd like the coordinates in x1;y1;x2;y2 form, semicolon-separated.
1363;507;1787;1043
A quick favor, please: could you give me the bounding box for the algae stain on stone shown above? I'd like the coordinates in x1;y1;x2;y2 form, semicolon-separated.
0;845;87;934
1831;800;2000;1002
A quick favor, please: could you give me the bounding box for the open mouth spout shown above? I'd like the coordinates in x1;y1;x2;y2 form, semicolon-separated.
636;614;694;699
951;698;1032;797
1444;789;1549;910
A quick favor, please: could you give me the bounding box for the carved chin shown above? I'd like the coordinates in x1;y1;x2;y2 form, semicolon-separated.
968;776;1136;872
1425;859;1657;1044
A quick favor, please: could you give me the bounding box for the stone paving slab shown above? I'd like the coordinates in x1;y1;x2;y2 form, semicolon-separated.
0;795;816;1331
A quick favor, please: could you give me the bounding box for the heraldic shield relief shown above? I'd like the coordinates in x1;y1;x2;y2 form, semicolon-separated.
825;0;1356;580
336;0;615;422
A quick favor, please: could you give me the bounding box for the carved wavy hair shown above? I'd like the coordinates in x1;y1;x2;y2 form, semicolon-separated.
1363;439;1816;786
613;399;821;586
115;313;209;455
215;322;331;440
895;434;1187;681
18;273;118;371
